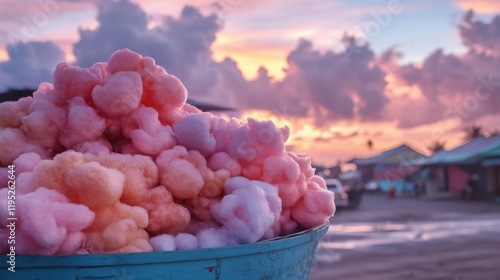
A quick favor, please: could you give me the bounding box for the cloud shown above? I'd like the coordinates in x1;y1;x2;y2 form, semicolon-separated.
384;11;500;128
0;41;65;91
459;10;500;54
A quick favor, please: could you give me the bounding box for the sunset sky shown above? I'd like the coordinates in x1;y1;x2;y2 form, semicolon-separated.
1;0;500;165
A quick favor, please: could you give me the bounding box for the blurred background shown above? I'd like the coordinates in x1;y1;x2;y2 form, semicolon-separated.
1;1;500;279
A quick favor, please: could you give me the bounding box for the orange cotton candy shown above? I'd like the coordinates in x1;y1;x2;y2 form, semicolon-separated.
65;162;124;208
85;152;159;205
84;202;151;253
156;146;204;199
0;128;48;166
0;97;32;128
30;151;85;201
141;186;191;235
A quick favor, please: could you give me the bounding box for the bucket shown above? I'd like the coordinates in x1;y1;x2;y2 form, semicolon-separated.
0;222;328;279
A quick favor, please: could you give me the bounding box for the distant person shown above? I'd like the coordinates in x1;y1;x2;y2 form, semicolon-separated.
462;173;478;200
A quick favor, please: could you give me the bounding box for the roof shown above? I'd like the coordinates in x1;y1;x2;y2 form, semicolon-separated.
0;88;234;112
348;144;426;166
418;136;500;165
482;157;500;167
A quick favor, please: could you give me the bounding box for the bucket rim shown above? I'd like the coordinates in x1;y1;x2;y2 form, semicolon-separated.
1;222;329;268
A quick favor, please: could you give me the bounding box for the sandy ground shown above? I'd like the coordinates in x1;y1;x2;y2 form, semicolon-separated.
309;193;500;280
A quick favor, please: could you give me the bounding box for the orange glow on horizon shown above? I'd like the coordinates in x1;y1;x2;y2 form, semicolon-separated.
238;109;412;165
454;0;500;14
212;38;288;80
385;74;423;99
0;48;8;62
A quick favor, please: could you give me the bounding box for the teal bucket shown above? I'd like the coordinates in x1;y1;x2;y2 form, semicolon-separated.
0;222;328;279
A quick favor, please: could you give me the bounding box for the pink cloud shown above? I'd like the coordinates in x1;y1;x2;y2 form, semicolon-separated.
454;0;500;14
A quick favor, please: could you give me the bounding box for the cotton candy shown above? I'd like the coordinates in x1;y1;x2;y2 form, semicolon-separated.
65;162;124;207
122;106;176;155
210;177;282;244
0;48;336;256
0;187;94;255
92;71;143;117
107;48;142;74
0;99;30;128
173;113;216;157
208;152;241;177
262;155;306;208
84;202;151;253
73;139;113;155
150;234;176;251
156;146;204;199
22;94;67;149
0;128;48;166
53;63;102;101
291;176;336;228
140;185;190;235
60;97;106;148
13;152;42;174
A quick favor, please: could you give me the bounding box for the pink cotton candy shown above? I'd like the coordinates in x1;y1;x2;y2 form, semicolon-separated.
0;187;94;255
291;176;336;228
173;113;216;157
139;57;187;124
262;155;307;209
107;48;142;74
208;152;241;177
288;152;315;181
279;209;299;236
53;63;102;101
22;94;67;149
122;106;176;156
13;152;42;174
92;71;143;117
210;177;282;244
60;97;106;148
197;228;237;249
16;172;37;195
150;234;176;251
73;140;112;155
175;233;198;250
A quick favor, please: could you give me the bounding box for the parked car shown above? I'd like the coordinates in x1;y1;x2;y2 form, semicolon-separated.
338;172;364;209
364;180;380;192
324;178;349;209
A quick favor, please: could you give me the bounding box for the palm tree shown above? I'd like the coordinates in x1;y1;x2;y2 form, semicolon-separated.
463;125;485;141
427;140;446;154
367;139;373;151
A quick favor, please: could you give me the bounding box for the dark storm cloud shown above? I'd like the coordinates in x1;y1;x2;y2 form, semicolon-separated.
0;41;65;91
